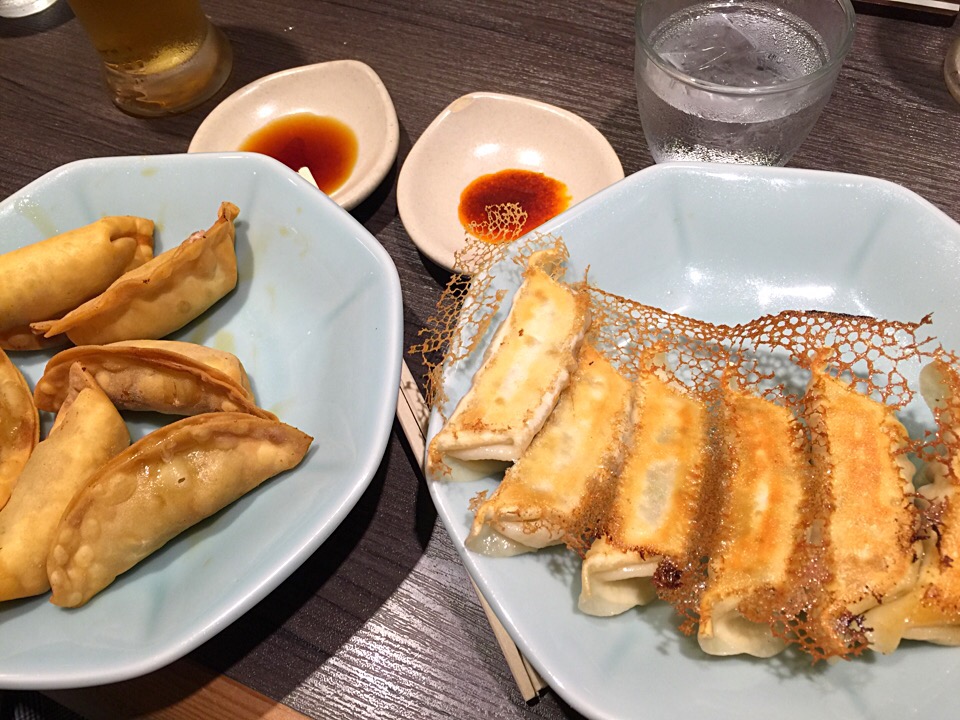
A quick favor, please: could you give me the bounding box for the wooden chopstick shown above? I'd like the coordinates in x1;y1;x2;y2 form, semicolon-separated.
469;577;546;702
396;360;547;703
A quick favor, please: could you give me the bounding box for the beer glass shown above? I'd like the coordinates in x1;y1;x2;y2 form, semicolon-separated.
66;0;232;117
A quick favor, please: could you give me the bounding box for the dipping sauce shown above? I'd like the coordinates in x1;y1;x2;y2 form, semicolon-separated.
458;169;571;244
239;113;358;194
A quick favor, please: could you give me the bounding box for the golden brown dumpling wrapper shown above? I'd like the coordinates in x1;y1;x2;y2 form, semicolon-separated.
0;216;154;347
47;412;313;607
33;202;239;345
0;347;39;509
0;365;129;601
428;249;591;473
803;365;920;656
108;340;252;393
697;390;808;659
578;370;709;617
466;345;632;556
866;359;960;651
0;326;68;352
33;340;271;419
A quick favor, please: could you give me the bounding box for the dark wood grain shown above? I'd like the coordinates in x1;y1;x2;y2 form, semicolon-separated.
2;2;959;718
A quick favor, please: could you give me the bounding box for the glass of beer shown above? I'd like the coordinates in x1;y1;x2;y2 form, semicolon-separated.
66;0;232;117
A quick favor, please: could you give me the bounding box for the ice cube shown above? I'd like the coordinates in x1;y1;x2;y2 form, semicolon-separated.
656;13;758;77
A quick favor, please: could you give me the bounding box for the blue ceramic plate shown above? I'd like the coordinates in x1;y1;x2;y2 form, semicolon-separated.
0;153;402;689
427;163;960;720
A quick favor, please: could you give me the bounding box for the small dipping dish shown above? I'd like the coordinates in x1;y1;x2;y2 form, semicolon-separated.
189;60;399;210
397;92;624;270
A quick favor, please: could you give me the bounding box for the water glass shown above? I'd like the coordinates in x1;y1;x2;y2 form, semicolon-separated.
66;0;232;117
635;0;855;165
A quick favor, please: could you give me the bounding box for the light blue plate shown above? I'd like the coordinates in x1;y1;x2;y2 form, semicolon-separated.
0;153;402;689
427;163;960;720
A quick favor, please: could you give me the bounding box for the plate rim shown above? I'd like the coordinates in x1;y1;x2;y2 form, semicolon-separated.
425;161;960;720
0;151;404;689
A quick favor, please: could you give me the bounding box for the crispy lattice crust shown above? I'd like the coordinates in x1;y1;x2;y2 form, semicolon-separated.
467;202;528;245
416;233;939;662
411;231;568;416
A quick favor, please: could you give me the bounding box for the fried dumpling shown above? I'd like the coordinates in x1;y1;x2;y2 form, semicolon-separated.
47;412;312;607
0;216;154;350
33;202;239;346
109;340;252;392
0;347;39;509
804;364;921;655
697;391;809;658
579;370;710;617
427;250;591;474
33;340;272;419
0;365;129;601
0;326;67;352
865;359;960;651
466;345;632;556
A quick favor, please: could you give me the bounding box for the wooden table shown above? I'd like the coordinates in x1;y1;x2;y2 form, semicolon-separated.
1;2;959;718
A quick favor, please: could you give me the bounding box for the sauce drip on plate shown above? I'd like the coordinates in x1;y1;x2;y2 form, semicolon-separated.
458;169;571;244
239;113;358;194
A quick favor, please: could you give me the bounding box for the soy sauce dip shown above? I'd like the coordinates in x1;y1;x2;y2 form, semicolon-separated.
239;112;358;194
458;169;571;244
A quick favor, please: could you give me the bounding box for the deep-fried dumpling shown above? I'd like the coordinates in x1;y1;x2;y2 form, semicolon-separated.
0;347;39;509
0;365;129;601
466;345;632;556
47;412;312;607
0;326;67;352
428;250;591;474
33;202;239;345
109;340;252;392
33;340;272;419
0;216;154;350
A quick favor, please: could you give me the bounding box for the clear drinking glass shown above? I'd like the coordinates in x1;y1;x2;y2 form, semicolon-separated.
65;0;232;117
635;0;856;165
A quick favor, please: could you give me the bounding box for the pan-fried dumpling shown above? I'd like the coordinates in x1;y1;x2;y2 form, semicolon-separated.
33;202;239;345
0;216;154;350
428;250;591;474
0;347;39;509
33;340;271;419
865;359;960;651
47;412;312;607
804;364;921;655
697;390;809;658
466;345;632;556
0;365;129;601
579;369;710;617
